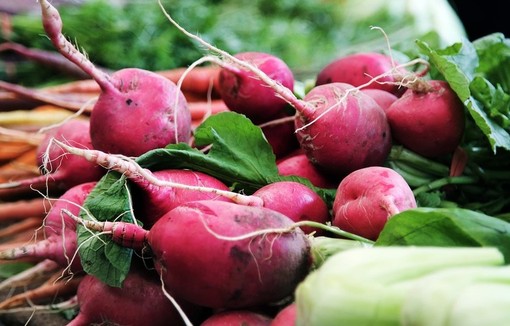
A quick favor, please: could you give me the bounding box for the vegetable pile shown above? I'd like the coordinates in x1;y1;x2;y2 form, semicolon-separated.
1;0;510;325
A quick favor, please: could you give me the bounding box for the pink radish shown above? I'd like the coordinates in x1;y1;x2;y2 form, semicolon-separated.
385;79;466;158
160;9;392;179
131;168;235;227
332;166;417;240
39;0;191;157
315;52;408;96
201;310;273;326
0;181;97;272
68;265;208;326
271;302;296;326
277;153;336;189
216;51;295;124
69;200;311;309
361;88;399;111
0;119;104;194
253;181;331;235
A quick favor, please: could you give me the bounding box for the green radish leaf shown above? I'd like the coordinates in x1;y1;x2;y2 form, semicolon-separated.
375;207;510;262
78;172;134;287
137;112;278;193
417;38;510;152
0;262;34;279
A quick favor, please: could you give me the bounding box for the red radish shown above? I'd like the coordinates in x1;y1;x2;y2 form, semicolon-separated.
0;119;104;193
0;181;96;272
385;79;465;158
70;200;311;309
160;10;392;179
68;265;208;326
277;153;337;189
361;88;399;111
271;303;296;326
332;166;417;240
201;310;273;326
253;181;331;235
259;114;300;159
131;169;235;227
39;0;192;157
315;52;407;96
216;51;295;124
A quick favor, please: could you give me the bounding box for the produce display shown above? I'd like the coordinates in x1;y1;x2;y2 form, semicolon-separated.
1;0;509;325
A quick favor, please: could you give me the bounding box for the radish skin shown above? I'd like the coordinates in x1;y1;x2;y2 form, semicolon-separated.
332;166;417;240
69;200;311;309
39;0;192;157
159;7;392;178
201;310;273;326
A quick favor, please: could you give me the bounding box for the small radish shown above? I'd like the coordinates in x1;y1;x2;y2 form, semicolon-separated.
160;10;392;179
0;119;104;194
315;52;408;96
259;114;300;159
70;200;311;309
277;153;336;189
332;166;417;240
361;88;399;111
68;265;208;326
385;79;466;158
216;51;295;124
0;181;97;272
253;181;331;235
271;302;297;326
39;0;191;157
131;168;235;227
201;310;273;326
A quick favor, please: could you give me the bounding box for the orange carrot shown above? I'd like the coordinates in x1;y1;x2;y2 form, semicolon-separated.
0;217;43;238
0;197;52;222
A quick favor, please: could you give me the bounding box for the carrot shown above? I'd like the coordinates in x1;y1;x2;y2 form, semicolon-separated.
189;99;229;120
0;272;82;309
158;66;221;96
0;217;43;238
0;197;53;222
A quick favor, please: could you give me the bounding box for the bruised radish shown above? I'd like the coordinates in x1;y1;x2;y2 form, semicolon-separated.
39;0;191;157
201;310;273;326
68;265;208;326
217;51;295;124
361;88;399;111
315;52;407;96
73;200;311;309
385;79;465;158
160;12;393;179
332;166;417;240
277;153;337;189
0;119;104;193
0;181;96;272
253;181;330;235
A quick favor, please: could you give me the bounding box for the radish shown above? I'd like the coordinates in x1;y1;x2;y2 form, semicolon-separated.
253;181;331;235
131;168;235;227
0;181;96;272
201;310;273;326
159;8;392;179
315;52;408;96
69;200;311;309
271;302;297;326
259;114;300;159
39;0;192;157
68;265;208;326
361;88;399;111
332;166;417;240
277;153;336;189
385;79;466;158
216;51;295;124
0;119;104;194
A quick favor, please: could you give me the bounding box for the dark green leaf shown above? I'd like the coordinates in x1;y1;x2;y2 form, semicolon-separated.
78;172;135;287
0;262;34;279
376;207;510;262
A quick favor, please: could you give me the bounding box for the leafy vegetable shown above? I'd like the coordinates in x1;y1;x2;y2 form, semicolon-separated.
376;207;510;262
